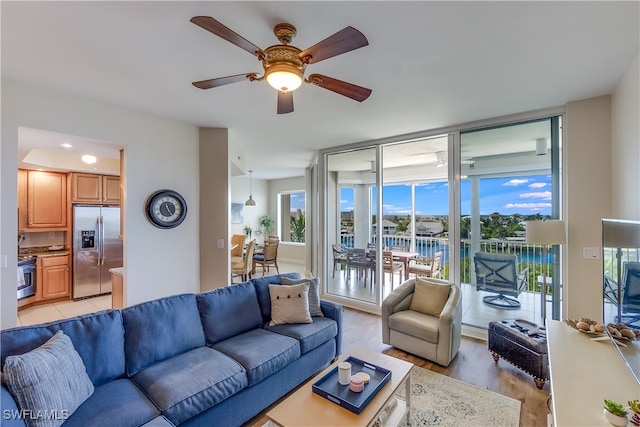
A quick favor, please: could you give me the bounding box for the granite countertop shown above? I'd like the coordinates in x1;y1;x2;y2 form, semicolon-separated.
109;267;124;275
18;246;70;258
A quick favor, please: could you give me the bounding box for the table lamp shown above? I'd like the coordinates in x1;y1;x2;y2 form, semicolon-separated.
525;220;566;323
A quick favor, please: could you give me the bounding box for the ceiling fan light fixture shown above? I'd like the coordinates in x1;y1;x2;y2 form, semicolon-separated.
265;64;303;92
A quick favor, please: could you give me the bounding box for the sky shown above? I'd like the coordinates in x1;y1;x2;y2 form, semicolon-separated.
340;174;553;216
289;191;306;211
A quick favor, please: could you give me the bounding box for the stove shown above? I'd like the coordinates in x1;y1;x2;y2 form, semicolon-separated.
17;256;36;300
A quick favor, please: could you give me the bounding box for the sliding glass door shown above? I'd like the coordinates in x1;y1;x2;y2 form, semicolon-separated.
459;117;562;328
320;114;563;328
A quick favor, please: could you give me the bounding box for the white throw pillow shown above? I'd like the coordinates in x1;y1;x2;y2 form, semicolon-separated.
269;283;313;326
2;330;94;427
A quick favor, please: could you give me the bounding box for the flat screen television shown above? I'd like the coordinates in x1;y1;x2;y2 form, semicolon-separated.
602;218;640;384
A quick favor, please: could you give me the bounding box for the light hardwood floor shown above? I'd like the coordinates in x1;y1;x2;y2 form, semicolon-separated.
248;307;549;427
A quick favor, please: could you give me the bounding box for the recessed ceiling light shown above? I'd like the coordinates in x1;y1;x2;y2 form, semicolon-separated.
61;143;73;149
81;155;97;164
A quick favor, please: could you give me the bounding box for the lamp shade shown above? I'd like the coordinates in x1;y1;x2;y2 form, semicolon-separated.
525;220;566;245
602;218;640;248
245;170;256;207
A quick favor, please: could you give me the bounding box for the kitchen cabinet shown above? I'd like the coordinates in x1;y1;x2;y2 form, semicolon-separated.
71;173;120;204
40;255;70;300
18;170;68;231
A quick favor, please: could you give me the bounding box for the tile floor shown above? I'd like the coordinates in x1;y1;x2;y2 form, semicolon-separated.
17;261;306;327
18;295;112;326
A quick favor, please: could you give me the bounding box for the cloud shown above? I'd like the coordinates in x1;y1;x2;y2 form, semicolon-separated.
340;199;349;204
504;202;552;210
528;182;548;189
503;179;529;186
520;191;552;200
383;204;412;215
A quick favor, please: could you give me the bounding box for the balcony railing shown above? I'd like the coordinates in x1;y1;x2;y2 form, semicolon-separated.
340;233;556;292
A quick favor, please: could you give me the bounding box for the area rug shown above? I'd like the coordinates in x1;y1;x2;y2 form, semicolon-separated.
262;365;521;426
395;366;521;426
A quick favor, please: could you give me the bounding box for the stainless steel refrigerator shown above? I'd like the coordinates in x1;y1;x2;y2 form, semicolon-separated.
73;205;122;299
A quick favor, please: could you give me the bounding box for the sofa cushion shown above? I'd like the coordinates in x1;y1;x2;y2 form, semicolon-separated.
1;310;125;386
140;416;175;427
251;273;303;323
132;347;247;425
63;379;160;427
388;310;440;343
123;294;205;376
410;278;451;317
269;283;312;326
280;276;324;317
265;316;338;354
212;328;300;386
2;330;94;427
197;282;262;345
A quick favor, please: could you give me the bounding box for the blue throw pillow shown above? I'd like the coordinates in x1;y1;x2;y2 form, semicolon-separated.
2;330;94;427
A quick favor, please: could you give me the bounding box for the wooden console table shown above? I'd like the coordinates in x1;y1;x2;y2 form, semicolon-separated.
547;320;640;426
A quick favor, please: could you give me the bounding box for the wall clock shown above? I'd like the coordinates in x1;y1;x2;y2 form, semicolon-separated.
145;189;187;229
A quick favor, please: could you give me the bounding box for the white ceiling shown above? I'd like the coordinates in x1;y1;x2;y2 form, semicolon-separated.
2;1;638;179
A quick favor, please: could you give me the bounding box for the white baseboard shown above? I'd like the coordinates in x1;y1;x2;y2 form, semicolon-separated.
462;324;488;341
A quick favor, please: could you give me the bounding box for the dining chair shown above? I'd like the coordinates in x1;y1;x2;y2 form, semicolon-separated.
332;243;348;278
407;251;442;279
231;239;255;283
346;248;368;285
253;240;280;276
230;234;246;262
390;245;409;253
383;250;405;290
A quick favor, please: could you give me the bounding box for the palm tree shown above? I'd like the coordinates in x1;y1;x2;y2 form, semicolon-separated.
290;210;305;243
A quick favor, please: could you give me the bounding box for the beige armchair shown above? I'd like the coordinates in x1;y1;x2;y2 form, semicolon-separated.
381;277;462;367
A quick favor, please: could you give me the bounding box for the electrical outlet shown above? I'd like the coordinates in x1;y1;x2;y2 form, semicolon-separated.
49;232;55;239
582;247;600;260
217;239;225;249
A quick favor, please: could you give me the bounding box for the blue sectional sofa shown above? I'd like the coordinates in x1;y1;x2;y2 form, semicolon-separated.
1;273;342;427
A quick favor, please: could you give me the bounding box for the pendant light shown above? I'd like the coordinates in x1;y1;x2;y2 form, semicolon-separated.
245;170;256;207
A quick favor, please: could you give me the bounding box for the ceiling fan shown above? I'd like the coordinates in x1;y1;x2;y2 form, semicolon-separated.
423;151;475;168
190;16;372;114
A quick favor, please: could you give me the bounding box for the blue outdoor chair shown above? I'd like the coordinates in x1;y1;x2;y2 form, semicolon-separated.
473;251;528;309
621;262;640;326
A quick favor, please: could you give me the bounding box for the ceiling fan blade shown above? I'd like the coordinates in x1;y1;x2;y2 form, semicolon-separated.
277;91;294;114
190;16;264;57
307;74;372;102
299;27;368;64
192;74;253;89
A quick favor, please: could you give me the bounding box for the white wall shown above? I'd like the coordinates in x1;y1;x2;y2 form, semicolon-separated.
612;52;640;220
1;79;200;328
564;95;612;321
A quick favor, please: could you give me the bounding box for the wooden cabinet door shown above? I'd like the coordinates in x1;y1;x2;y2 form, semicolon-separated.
27;171;67;228
17;169;28;231
103;176;121;204
41;256;70;299
72;173;102;203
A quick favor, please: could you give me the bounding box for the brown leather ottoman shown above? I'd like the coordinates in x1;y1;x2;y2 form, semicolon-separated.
488;319;549;389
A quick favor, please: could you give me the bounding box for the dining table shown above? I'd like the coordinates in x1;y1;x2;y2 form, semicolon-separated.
389;250;419;280
357;248;419;282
